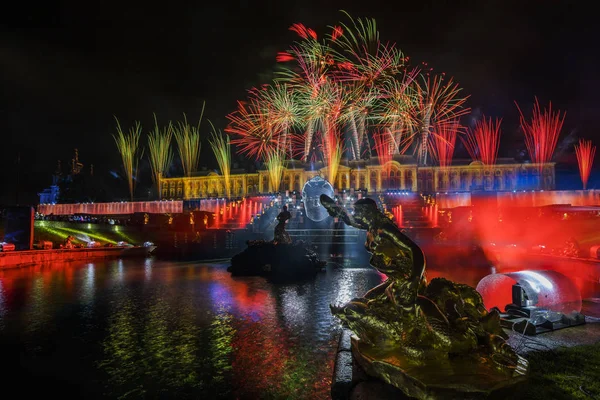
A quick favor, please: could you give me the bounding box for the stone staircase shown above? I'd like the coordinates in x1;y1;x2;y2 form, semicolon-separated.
382;193;430;228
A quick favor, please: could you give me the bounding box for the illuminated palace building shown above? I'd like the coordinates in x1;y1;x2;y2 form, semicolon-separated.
160;155;556;199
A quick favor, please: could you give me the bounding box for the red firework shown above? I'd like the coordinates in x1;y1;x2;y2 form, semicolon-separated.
331;25;343;41
289;23;317;40
373;130;395;173
416;75;470;165
430;120;460;169
516;98;566;171
417;75;471;126
225;98;279;160
319;125;343;184
276;52;294;62
462;115;502;166
575;139;596;190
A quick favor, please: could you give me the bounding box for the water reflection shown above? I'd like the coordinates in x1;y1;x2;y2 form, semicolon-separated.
144;258;152;281
0;280;5;328
0;259;384;399
0;256;594;399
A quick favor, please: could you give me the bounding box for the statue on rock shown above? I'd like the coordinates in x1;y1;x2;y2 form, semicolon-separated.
228;204;324;281
274;205;292;244
320;194;528;399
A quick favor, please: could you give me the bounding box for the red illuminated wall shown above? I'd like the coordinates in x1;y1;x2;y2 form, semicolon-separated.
437;190;600;209
37;201;184;215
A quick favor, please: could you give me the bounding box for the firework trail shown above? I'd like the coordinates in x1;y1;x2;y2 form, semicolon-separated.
575;138;596;190
429;119;461;170
113;117;143;201
209;123;232;198
372;130;395;175
415;75;470;165
173;104;204;177
147;114;173;198
226;95;279;160
462;115;501;167
516;97;566;173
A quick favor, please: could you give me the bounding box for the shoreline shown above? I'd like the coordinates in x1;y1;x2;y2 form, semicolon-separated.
0;246;155;269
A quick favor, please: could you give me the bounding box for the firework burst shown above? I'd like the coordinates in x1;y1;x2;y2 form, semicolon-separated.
265;148;285;193
209;123;232;198
226;96;278;160
333;12;405;87
461;115;502;167
113;117;143;201
415;75;470;165
298;80;345;161
516;98;566;173
575;139;596;190
340;85;378;159
174;104;204;177
372;130;395;175
255;84;303;158
377;71;420;154
147;114;173;198
227;12;469;174
429;120;461;170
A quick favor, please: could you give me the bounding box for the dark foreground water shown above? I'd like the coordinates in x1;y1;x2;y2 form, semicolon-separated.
0;259;401;399
3;256;591;399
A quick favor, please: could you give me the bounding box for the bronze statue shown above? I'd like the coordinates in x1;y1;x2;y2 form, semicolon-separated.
320;195;528;399
63;235;75;249
273;205;292;244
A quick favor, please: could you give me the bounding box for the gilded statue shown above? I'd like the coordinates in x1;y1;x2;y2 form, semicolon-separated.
320;195;528;399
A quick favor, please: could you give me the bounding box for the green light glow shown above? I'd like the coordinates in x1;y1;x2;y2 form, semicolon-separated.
174;104;205;177
148;114;174;198
113;117;144;201
209;123;232;198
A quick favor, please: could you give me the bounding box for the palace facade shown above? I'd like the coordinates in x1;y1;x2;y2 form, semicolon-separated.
159;156;556;200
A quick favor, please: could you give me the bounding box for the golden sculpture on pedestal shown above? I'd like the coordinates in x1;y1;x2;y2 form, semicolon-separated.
320;195;528;399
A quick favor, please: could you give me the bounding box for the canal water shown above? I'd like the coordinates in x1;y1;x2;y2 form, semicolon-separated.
0;259;392;399
0;256;595;399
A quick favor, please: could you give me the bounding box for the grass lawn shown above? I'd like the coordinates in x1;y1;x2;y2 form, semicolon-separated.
496;344;600;399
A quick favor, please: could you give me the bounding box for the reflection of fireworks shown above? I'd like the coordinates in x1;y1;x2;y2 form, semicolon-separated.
147;114;173;198
209;125;232;198
575;139;596;190
516;98;566;172
430;120;460;170
462;115;501;166
173;105;204;177
113;117;143;201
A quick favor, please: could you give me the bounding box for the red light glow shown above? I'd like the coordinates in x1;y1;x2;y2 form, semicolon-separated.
575;139;596;190
462;115;501;166
516;98;566;172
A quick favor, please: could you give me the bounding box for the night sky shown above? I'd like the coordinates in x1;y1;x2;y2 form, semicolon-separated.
1;0;598;204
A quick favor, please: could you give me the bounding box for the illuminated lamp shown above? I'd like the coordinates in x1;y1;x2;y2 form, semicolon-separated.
476;270;585;335
590;245;600;259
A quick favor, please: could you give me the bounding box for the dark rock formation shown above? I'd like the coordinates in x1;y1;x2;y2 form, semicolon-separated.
228;240;325;282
